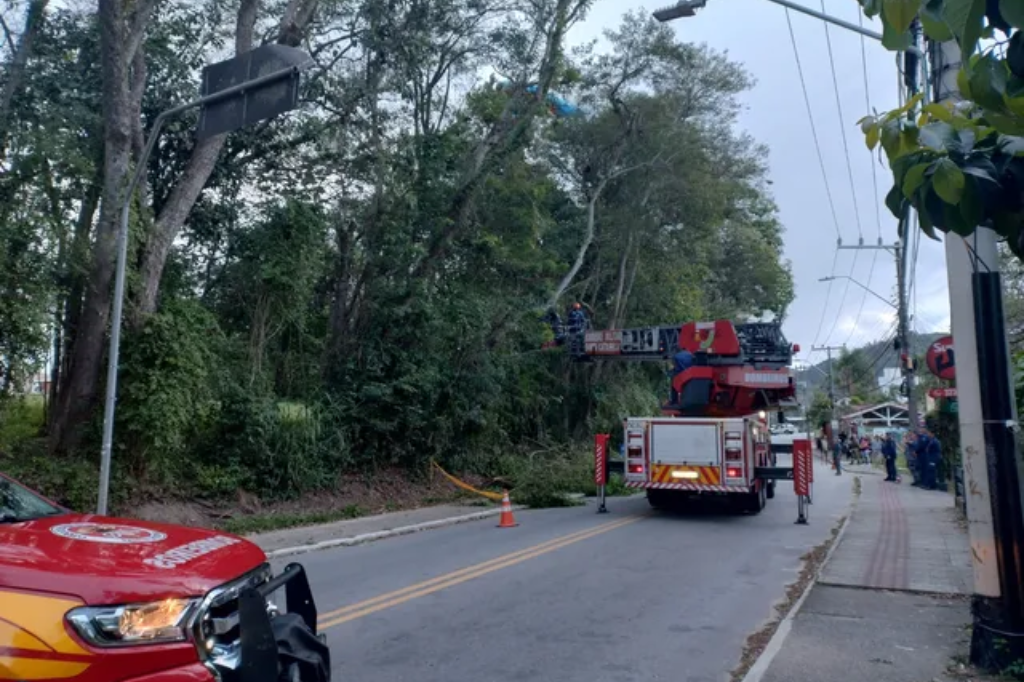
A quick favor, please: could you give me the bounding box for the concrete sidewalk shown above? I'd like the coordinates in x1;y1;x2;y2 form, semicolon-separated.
757;476;975;682
247;501;504;556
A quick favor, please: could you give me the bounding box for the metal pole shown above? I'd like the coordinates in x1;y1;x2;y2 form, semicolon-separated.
761;0;883;41
95;65;304;515
896;220;919;432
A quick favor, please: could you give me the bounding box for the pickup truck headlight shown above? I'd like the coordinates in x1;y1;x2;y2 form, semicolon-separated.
67;598;199;646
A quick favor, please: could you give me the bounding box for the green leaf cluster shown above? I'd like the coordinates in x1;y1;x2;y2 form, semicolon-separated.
855;0;1024;255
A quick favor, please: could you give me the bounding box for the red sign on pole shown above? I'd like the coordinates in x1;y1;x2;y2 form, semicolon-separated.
926;335;956;381
793;438;812;496
928;387;958;399
594;434;610;486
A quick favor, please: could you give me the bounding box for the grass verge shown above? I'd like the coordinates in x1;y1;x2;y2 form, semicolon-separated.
222;504;368;535
730;515;847;682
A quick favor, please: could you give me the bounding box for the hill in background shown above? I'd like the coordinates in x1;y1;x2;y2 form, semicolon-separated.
795;330;947;392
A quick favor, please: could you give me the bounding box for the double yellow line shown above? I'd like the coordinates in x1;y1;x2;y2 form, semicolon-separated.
316;515;643;630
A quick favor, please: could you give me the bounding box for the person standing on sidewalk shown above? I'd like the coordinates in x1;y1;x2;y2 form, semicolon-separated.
922;430;941;490
832;437;843;476
882;432;898;482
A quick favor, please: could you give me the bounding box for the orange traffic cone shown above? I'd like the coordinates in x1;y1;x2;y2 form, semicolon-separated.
497;490;518;528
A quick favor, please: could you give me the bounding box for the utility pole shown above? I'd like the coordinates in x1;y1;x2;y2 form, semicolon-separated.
836;238;916;428
932;37;1024;666
813;344;844;450
894;231;919;428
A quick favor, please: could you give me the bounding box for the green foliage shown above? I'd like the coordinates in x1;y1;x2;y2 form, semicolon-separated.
0;396;45;452
925;408;961;483
833;348;887;404
0;5;794;511
806;392;833;430
116;299;222;482
855;1;1024;255
222;504;366;535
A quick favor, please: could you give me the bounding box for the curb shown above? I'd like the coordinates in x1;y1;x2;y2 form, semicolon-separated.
739;480;860;682
263;506;526;559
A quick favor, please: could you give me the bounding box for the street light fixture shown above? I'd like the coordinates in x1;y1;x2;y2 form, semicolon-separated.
96;44;313;515
818;275;896;310
653;0;707;22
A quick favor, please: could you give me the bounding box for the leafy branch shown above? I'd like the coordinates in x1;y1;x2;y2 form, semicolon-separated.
854;0;1024;256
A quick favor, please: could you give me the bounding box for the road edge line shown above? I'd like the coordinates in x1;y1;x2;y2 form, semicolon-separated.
264;506;526;559
739;480;859;682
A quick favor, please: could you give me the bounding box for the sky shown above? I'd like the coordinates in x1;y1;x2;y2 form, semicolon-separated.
564;0;953;367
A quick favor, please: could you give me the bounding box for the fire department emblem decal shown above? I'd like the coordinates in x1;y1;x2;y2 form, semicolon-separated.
50;522;167;544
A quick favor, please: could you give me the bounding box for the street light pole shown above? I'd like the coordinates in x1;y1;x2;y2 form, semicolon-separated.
96;49;311;515
653;0;923;56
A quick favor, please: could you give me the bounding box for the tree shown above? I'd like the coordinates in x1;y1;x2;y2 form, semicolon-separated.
854;1;1024;258
807;391;833;432
0;2;794;507
833;348;886;405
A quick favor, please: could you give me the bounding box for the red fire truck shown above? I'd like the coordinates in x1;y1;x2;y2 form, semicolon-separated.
0;471;330;682
570;320;808;514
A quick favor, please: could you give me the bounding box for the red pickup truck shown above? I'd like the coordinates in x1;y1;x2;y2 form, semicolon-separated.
0;471;330;682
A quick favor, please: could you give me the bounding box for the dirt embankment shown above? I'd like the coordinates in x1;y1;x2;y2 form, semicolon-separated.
127;468;492;534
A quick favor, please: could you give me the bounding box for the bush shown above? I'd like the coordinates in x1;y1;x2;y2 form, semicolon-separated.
0;395;45;452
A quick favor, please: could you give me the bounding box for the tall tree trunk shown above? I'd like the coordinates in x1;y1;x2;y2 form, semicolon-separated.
48;0;153;454
548;181;605;310
0;0;48;161
610;232;633;329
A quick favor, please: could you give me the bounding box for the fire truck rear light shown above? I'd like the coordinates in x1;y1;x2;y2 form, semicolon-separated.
627;446;642;458
628;464;644;474
725;448;741;461
726;467;742;478
725;432;741;440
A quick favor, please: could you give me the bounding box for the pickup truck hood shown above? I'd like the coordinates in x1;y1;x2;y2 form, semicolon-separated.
0;512;267;604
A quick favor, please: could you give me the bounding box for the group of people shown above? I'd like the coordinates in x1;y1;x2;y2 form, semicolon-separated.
543;302;591;350
903;428;943;490
817;427;942;489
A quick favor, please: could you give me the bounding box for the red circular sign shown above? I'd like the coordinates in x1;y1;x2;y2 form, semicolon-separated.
926;335;955;381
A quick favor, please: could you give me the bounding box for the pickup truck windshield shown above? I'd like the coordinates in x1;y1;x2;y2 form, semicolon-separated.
0;475;64;522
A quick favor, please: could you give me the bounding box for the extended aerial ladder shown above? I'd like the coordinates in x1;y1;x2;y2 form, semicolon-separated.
570;320;800;417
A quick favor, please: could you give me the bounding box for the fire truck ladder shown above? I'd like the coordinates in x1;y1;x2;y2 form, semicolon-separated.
567;320;800;418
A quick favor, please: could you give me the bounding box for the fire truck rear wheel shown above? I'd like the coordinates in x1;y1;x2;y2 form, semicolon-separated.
742;483;766;514
647;489;670;509
766;480;776;499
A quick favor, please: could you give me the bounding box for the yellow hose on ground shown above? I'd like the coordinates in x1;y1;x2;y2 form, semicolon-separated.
430;460;507;502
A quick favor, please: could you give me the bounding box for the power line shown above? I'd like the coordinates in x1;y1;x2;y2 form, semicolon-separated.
822;252;860;346
804;248;840;363
819;0;865;240
844;10;885;347
784;8;842;239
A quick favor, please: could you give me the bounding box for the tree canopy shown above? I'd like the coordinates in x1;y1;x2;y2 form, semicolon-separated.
0;1;793;508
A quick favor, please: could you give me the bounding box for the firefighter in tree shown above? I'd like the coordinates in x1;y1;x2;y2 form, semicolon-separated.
566;302;590;354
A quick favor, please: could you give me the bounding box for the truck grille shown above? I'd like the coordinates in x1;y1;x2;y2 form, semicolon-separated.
190;563;273;681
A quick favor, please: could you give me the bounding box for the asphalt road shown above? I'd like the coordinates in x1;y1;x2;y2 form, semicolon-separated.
273;458;853;682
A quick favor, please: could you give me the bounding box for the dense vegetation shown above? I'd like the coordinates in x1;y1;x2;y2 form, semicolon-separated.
0;1;792;513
